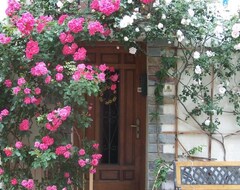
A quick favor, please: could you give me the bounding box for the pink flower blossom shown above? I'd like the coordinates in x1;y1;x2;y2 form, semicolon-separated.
45;75;52;84
97;73;105;82
62;43;78;55
92;153;102;159
15;141;23;149
34;141;40;148
56;73;64;81
77;63;86;71
18;77;26;86
88;21;104;36
57;106;71;120
63;151;71;159
42;136;54;146
26;40;39;59
13;86;21;95
58;14;68;25
3;147;13;157
39;143;48;151
34;87;41;95
5;0;21;16
73;47;87;61
92;143;99;150
64;172;70;178
31;62;48;76
16;12;35;35
78;159;86;167
68;17;85;33
1;109;9;116
36;15;52;33
59;32;74;44
110;73;118;82
11;178;18;185
19;119;30;131
21;179;34;189
55;146;67;155
140;0;154;4
111;84;117;91
24;88;31;94
85;72;94;80
46;185;57;190
78;149;85;156
0;168;4;175
91;159;99;166
55;64;64;72
66;144;72;149
24;96;31;104
67;178;72;184
89;168;96;174
0;33;11;44
90;0;120;16
4;79;12;88
99;64;108;72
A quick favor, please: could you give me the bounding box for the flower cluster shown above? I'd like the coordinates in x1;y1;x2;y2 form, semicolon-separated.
45;106;71;131
0;109;9;121
90;0;120;16
55;144;72;159
31;62;49;76
34;136;54;151
16;12;35;35
0;33;11;44
26;40;39;59
5;0;21;16
21;179;34;189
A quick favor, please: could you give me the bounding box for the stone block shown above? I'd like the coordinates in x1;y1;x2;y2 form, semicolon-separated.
159;134;175;144
161;180;175;190
159;115;175;125
163;144;175;154
161;124;175;132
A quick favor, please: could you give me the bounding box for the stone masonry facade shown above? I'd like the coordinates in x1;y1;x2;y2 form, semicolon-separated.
147;42;176;190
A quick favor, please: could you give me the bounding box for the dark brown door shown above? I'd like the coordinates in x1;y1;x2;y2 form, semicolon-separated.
75;42;146;190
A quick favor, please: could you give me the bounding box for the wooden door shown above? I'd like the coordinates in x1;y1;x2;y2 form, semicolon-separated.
75;42;146;190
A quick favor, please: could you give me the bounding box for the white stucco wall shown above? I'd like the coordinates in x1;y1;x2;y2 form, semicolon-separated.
0;1;7;21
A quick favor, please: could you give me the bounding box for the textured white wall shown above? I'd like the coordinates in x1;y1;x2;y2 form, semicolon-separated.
0;0;7;21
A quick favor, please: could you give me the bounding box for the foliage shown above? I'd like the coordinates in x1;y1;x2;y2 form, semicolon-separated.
1;0;240;189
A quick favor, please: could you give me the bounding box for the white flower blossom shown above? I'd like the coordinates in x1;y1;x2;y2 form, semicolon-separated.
57;1;63;8
127;0;133;4
147;13;151;19
188;9;194;17
162;14;166;20
232;23;240;32
234;43;240;50
204;119;210;126
157;23;163;29
214;25;224;36
231;30;240;38
206;51;215;57
119;15;134;28
165;0;172;5
124;36;129;41
144;26;151;32
135;27;140;32
181;18;191;25
218;85;226;95
66;0;74;2
193;51;200;59
153;0;160;7
129;47;137;54
177;30;185;42
195;65;202;74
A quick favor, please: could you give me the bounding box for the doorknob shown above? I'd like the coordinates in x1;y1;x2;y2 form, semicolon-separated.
130;118;140;139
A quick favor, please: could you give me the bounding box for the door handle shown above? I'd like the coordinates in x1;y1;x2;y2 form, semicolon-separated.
130;118;140;139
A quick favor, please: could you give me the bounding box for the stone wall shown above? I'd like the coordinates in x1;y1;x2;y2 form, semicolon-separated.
146;42;176;190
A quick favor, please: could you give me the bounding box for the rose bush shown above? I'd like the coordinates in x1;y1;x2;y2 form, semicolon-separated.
1;0;240;189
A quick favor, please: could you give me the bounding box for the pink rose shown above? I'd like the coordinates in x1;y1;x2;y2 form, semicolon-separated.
78;159;86;167
1;109;9;116
19;119;30;131
78;149;85;156
17;77;26;86
55;64;64;72
15;141;23;149
55;73;64;81
11;178;18;185
34;87;41;95
24;88;31;94
13;86;21;95
4;79;12;88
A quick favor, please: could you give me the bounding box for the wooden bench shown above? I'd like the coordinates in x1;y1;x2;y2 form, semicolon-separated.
175;161;240;190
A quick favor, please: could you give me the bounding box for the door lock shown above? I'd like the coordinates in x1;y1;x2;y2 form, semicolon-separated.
130;118;140;139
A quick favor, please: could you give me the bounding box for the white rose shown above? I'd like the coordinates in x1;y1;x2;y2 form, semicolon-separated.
135;27;140;32
214;25;224;35
127;0;133;3
218;85;226;95
195;65;202;74
124;36;129;41
193;51;200;59
162;14;166;20
147;13;151;19
119;15;134;28
232;23;240;32
153;0;160;7
165;0;172;5
231;30;240;38
206;51;215;57
188;9;194;17
67;0;74;2
234;43;240;50
157;23;163;29
177;30;183;36
129;47;137;54
204;119;210;126
57;1;63;8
